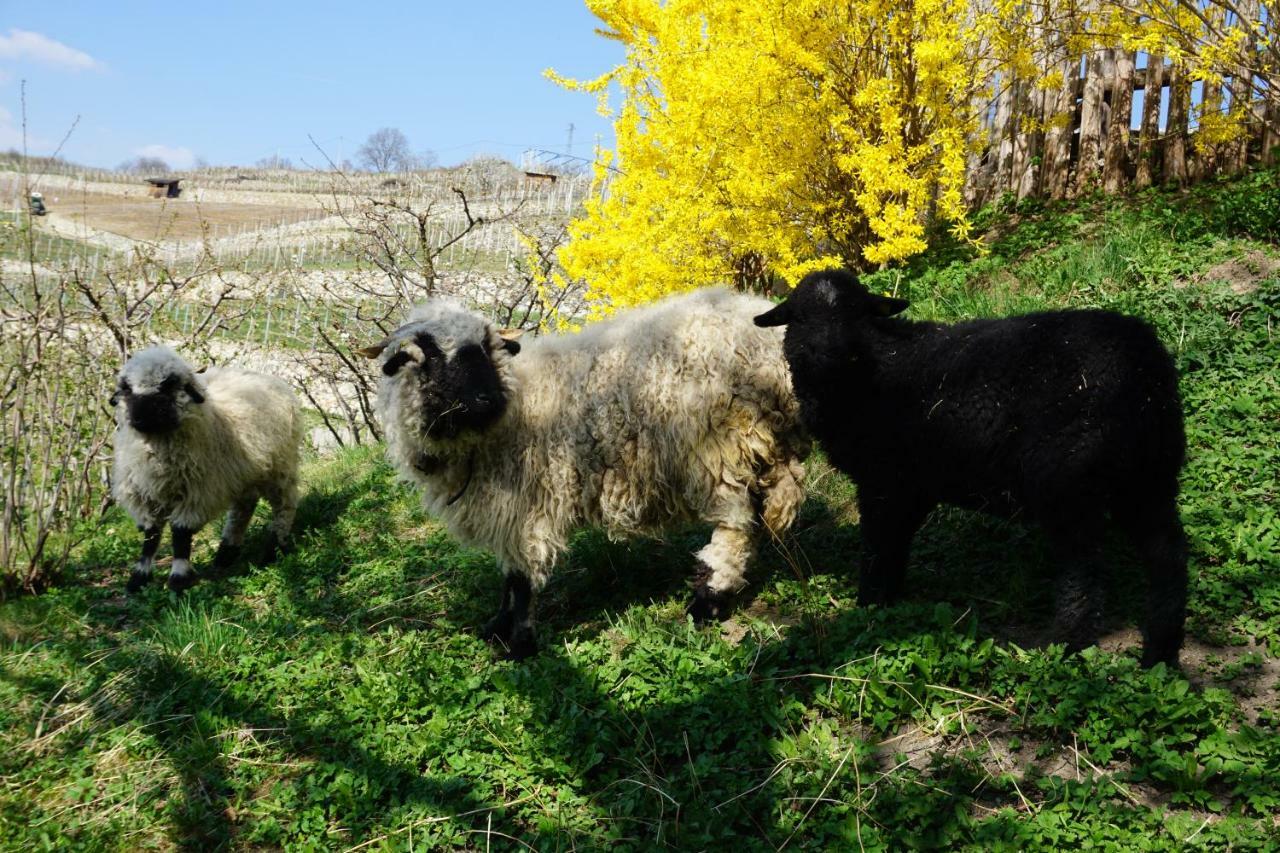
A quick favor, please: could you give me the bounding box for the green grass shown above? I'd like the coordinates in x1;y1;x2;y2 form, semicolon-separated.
2;174;1279;850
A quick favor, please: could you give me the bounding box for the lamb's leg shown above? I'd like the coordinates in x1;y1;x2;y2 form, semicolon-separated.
214;496;257;570
482;571;537;660
126;524;163;593
1120;501;1187;668
1046;521;1106;655
263;477;298;559
857;491;930;606
168;524;200;592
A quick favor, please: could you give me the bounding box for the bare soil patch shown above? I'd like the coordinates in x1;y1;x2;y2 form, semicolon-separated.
1196;249;1280;295
35;190;325;242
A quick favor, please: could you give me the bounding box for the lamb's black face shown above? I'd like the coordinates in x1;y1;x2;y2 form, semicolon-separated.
389;331;512;440
115;374;197;435
753;268;909;364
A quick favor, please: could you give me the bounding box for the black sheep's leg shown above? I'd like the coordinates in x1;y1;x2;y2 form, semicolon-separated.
168;524;200;592
482;571;537;660
1119;499;1187;669
1046;520;1106;655
126;524;163;593
857;492;929;606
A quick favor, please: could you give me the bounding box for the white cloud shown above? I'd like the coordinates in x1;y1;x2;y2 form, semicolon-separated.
134;144;196;169
0;29;102;72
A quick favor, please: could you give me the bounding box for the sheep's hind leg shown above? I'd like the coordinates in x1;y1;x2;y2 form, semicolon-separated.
214;496;257;571
263;479;298;559
126;524;163;593
1119;500;1187;669
168;525;200;592
1046;520;1106;656
482;572;537;660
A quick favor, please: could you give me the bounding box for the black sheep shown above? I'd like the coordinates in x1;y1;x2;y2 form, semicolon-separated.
755;268;1187;667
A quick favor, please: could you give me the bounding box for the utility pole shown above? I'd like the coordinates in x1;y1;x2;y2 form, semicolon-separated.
566;123;575;158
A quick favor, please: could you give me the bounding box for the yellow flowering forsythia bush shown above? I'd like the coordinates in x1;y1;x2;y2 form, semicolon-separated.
549;0;981;310
551;0;1272;312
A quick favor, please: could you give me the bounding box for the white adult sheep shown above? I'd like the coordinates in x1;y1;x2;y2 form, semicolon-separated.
111;345;303;591
360;288;810;659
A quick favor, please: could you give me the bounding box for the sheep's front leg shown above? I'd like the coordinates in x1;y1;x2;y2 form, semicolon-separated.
168;524;200;592
482;572;537;660
126;524;163;593
857;491;930;606
688;525;753;624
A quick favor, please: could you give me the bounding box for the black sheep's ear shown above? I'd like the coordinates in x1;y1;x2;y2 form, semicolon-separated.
185;383;205;404
869;295;909;317
381;351;413;376
754;302;792;327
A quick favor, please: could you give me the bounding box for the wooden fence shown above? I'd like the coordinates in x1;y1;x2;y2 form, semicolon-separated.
967;45;1279;206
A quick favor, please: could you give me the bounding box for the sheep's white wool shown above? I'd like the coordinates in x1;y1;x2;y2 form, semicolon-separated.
376;287;809;595
112;348;302;546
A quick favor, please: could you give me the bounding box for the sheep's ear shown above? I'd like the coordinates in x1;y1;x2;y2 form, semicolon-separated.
754;302;792;327
869;295;909;317
185;383;205;404
497;328;523;356
357;339;391;359
109;390;120;406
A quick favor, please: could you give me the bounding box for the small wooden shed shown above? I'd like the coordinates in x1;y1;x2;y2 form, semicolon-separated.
522;170;558;186
145;177;182;199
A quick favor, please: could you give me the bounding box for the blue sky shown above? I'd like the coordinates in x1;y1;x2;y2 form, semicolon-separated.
0;1;623;170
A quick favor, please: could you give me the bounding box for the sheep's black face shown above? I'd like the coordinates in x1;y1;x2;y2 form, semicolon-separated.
754;268;909;367
116;374;196;435
393;332;511;440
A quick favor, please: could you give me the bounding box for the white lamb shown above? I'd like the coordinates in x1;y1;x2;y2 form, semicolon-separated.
361;288;809;658
111;345;302;591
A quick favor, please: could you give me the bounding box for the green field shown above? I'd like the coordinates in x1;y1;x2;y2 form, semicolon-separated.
2;172;1278;850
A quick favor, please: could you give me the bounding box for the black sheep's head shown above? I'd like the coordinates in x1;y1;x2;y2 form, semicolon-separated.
360;301;522;442
754;268;908;364
113;345;206;436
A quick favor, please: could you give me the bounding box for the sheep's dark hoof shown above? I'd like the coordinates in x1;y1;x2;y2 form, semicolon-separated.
1140;646;1181;670
212;543;241;570
481;611;515;644
502;626;538;661
263;534;292;562
167;569;198;593
686;584;731;624
126;570;151;594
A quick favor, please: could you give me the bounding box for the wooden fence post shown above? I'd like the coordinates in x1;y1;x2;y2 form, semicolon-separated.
1043;51;1079;199
1136;56;1165;188
1075;48;1109;196
1104;49;1136;193
1164;63;1191;185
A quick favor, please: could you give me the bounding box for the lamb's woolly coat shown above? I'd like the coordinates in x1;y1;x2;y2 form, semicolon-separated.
377;288;809;596
112;350;302;543
756;268;1187;667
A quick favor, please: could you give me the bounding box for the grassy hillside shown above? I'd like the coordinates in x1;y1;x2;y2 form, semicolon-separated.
2;172;1278;850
